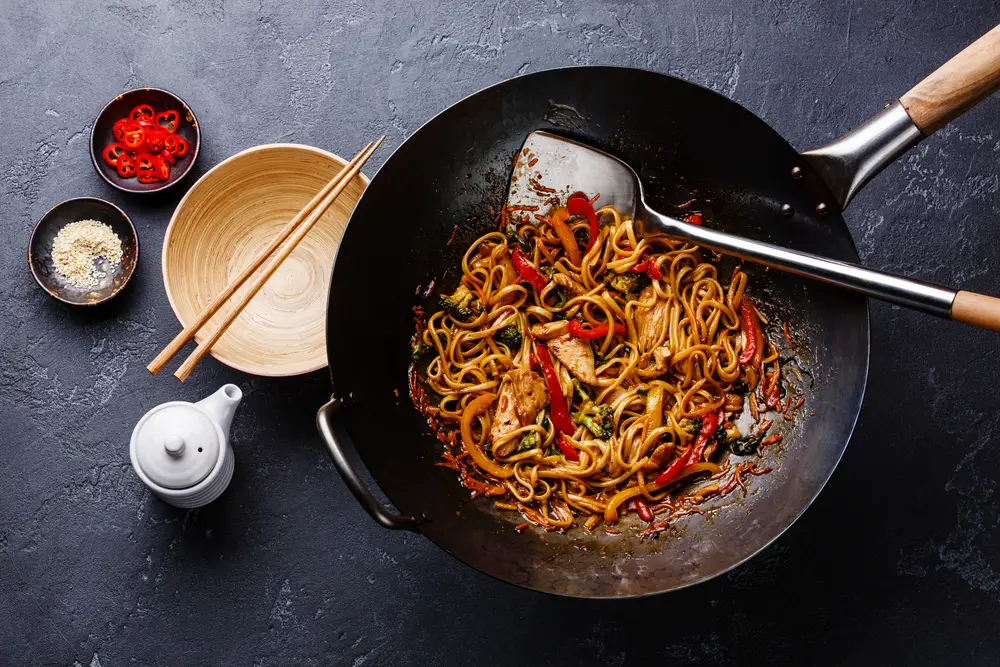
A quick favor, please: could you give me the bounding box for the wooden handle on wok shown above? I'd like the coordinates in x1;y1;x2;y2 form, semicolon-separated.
901;23;1000;135
952;291;1000;333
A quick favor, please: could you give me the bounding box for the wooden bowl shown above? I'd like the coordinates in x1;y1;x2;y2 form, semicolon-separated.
28;197;138;306
90;87;200;194
162;144;368;377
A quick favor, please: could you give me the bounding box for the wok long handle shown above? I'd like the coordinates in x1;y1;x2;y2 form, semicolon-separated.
901;23;1000;136
316;397;419;531
648;209;1000;333
802;23;1000;210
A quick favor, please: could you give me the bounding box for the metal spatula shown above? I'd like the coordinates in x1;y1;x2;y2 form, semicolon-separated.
507;130;1000;333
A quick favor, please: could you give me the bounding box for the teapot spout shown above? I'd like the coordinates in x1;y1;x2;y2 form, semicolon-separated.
196;384;243;440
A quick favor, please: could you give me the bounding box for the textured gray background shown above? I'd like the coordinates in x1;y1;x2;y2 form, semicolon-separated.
3;1;1000;665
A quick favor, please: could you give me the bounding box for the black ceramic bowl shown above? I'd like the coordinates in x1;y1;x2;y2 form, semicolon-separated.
28;197;138;306
90;87;201;194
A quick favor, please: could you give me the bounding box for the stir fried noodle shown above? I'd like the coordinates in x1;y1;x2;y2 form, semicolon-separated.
410;193;791;533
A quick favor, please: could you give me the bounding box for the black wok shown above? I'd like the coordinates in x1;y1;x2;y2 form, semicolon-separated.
318;28;1000;597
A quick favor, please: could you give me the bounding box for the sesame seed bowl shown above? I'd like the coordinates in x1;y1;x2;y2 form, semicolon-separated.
28;197;138;306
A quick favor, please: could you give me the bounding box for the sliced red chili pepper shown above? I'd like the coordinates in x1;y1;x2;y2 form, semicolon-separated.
153;153;171;181
102;143;125;166
129;104;155;122
567;320;625;339
511;247;549;292
557;435;580;462
136;168;159;184
684;213;703;226
134;152;156;172
155;109;180;133
160;149;175;165
163;133;189;157
534;343;576;435
116;153;135;178
689;410;722;462
121;125;146;152
633;497;654;522
738;298;759;365
143;128;166;154
567;191;599;255
112;118;134;142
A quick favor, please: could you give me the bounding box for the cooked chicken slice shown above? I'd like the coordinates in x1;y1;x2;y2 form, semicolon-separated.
643;443;675;471
489;369;548;456
639;345;672;375
530;320;569;340
551;273;586;297
547;334;598;384
635;284;669;353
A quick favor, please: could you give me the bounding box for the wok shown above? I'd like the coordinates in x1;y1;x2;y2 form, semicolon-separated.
318;27;1000;597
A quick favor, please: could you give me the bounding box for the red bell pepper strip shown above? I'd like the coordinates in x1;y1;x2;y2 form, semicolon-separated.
738;298;759;365
511;247;548;292
567;319;625;339
684;213;703;226
633;497;653;522
557;435;580;462
654;410;722;486
567;192;599;255
655;448;695;487
689;410;721;461
534;343;576;435
628;259;663;280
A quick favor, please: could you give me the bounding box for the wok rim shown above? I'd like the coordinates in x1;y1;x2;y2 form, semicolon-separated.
326;65;872;598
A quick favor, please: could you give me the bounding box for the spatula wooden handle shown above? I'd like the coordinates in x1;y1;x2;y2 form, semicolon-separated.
951;291;1000;333
901;23;1000;135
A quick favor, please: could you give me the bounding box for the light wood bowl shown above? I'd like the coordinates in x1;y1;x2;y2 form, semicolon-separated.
162;144;368;377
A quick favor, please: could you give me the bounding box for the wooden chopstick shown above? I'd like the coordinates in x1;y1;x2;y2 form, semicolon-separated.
146;137;382;378
147;140;374;376
170;136;384;381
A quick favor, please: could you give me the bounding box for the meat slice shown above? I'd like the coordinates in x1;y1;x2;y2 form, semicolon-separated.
639;345;672;375
547;334;598;384
551;273;586;297
530;320;569;340
635;284;670;353
489;369;548;456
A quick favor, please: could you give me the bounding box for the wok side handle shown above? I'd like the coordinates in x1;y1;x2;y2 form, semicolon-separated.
901;23;1000;136
316;397;419;531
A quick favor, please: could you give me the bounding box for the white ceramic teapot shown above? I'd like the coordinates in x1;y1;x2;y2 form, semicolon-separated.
130;384;243;508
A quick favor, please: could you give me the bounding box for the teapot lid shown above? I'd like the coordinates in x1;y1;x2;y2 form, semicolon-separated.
132;402;221;489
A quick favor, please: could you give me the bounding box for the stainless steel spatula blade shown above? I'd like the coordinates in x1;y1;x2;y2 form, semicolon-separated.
507;131;640;221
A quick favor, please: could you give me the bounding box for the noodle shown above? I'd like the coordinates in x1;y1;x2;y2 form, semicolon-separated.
409;193;790;533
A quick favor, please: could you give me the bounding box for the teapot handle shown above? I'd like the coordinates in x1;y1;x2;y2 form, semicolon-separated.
316;397;418;531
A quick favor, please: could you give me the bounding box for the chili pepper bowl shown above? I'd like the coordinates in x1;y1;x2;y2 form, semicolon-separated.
29;197;139;306
90;87;201;194
162;144;369;376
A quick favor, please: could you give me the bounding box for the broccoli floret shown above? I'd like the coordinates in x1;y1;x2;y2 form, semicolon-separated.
439;283;479;321
730;435;761;456
678;418;702;437
495;324;522;350
411;342;430;362
515;432;539;453
574;404;614;439
607;272;649;297
572;379;592;403
505;223;530;252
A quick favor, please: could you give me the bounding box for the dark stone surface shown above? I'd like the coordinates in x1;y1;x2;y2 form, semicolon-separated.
2;1;999;664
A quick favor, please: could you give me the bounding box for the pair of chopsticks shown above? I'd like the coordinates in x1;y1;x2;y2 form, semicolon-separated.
148;137;385;381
